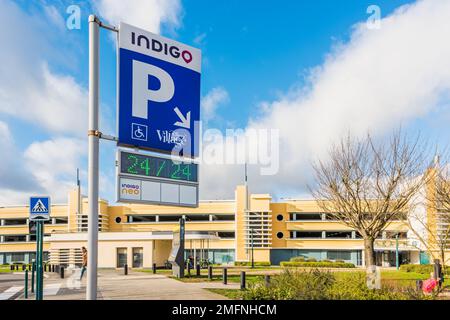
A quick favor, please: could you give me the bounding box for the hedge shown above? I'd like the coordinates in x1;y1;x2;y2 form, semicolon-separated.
235;261;271;267
400;264;449;274
280;261;355;268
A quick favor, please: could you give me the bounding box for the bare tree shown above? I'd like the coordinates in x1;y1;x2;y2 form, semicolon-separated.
407;160;450;266
310;131;429;268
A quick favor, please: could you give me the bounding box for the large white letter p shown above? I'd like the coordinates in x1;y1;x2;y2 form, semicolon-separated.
132;60;175;119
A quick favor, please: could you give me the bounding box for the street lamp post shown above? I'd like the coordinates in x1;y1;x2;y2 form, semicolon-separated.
395;233;399;270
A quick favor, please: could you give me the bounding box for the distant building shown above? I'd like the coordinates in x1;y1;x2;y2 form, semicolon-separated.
0;182;447;268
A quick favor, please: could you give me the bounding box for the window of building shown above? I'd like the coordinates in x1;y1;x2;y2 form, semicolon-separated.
200;249;235;264
217;232;235;239
11;252;25;262
325;231;352;239
384;231;408;239
327;250;352;261
295;231;323;238
3;235;27;242
116;248;127;268
290;213;322;221
158;215;183;222
3;219;27;226
276;214;284;221
185;215;209;222
54;217;68;224
115;217;122;223
128;215;157;223
132;248;143;268
211;214;235;221
277;232;284;239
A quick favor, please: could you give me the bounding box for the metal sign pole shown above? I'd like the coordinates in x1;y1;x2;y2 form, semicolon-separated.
87;14;100;300
38;221;44;299
35;221;43;300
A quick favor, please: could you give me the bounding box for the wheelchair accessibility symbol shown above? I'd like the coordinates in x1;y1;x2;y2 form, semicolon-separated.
131;123;148;141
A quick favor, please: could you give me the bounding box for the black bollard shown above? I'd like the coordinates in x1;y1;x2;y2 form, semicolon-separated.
223;268;228;285
264;275;271;287
60;267;65;279
52;265;55;273
208;265;213;280
31;263;35;293
22;264;26;271
196;264;200;277
28;264;32;271
124;264;128;275
187;262;191;276
10;265;14;271
240;271;246;290
152;263;156;274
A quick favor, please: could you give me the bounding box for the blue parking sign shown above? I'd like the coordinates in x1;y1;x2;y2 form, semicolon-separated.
30;197;50;221
118;22;201;157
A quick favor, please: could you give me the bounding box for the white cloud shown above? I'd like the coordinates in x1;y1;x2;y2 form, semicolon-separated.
24;138;87;202
201;87;229;123
93;0;182;33
44;5;66;30
200;0;450;199
194;32;207;45
0;121;41;204
0;0;88;137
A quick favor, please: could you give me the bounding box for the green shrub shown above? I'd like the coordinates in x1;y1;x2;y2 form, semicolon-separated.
327;273;416;300
241;269;431;300
280;261;355;268
234;261;271;267
242;269;334;300
307;258;317;262
290;256;306;262
399;264;450;275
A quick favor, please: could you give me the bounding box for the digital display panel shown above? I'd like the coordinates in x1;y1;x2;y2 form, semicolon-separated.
120;151;198;183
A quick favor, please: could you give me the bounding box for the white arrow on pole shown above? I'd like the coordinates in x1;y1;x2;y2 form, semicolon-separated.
174;107;191;129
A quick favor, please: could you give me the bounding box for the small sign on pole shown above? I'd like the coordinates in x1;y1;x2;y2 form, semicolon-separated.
29;197;51;221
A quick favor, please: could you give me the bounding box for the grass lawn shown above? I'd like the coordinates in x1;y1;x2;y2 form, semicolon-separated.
135;268;173;275
171;274;264;284
0;267;12;273
207;288;244;300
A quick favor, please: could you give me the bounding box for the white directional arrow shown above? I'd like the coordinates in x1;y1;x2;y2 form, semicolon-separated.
174;107;191;129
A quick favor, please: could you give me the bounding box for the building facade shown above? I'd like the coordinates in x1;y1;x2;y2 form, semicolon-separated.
0;184;444;268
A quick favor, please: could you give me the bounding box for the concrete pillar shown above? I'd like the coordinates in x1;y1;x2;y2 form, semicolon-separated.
52;218;56;225
26;235;30;242
209;215;213;222
128;216;133;223
0;235;4;243
351;231;356;239
0;219;4;226
155;215;159;222
293;213;296;221
127;247;133;268
321;231;326;239
321;213;326;221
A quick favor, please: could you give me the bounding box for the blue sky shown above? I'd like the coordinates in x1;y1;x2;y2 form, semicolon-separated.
1;0;450;204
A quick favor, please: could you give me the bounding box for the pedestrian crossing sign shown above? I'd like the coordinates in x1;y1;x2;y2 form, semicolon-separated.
29;196;50;221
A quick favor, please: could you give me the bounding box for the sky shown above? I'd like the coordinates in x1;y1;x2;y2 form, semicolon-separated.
1;0;450;205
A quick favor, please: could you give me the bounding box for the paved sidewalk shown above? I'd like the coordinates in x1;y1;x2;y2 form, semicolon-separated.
18;270;229;300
